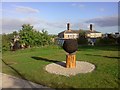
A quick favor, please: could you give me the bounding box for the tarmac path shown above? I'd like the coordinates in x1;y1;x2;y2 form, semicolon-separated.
0;73;51;88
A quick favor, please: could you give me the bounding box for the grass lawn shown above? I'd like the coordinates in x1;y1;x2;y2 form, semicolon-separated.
1;45;119;88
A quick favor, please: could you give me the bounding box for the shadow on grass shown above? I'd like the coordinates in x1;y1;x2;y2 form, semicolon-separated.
31;56;59;63
2;59;37;88
31;56;66;67
85;54;120;59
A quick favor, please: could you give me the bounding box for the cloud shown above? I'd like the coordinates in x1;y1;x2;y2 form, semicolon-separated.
45;22;66;29
15;5;39;14
78;4;85;8
2;17;40;33
99;8;105;12
45;21;86;30
71;3;85;8
1;17;88;34
71;3;77;6
0;9;2;12
85;16;118;27
1;17;67;34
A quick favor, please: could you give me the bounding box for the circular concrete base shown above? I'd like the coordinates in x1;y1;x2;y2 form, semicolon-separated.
45;61;95;76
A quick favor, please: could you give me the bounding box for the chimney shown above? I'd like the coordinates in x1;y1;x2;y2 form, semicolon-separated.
90;24;92;31
67;23;70;31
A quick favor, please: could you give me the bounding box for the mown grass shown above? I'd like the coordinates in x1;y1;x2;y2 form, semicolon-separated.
1;45;119;88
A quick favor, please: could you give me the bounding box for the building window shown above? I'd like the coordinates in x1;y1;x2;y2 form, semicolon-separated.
68;35;69;38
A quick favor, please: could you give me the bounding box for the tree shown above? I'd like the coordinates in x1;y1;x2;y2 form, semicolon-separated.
19;24;53;47
77;30;88;45
13;31;18;36
19;24;35;47
2;32;15;51
40;29;52;46
2;24;54;51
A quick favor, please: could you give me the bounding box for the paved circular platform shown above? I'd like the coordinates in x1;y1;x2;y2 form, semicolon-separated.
45;61;95;76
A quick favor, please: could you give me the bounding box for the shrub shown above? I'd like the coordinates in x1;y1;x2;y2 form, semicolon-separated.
96;37;116;45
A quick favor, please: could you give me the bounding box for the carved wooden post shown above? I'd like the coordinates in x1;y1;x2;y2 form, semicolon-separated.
66;54;76;68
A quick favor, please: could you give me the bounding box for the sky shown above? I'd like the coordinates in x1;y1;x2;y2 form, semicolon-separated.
1;2;118;34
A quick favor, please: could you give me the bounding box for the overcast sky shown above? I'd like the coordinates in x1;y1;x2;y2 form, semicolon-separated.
1;2;118;34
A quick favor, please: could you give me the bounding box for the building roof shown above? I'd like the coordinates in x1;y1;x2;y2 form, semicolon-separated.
65;30;80;33
58;30;80;35
85;30;101;33
58;29;101;36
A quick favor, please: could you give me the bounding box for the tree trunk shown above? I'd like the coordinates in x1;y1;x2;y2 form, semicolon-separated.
66;54;76;68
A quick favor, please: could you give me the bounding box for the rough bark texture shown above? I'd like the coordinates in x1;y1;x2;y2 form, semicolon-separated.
66;54;76;68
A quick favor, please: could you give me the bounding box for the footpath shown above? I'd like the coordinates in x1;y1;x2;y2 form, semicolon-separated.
0;73;52;88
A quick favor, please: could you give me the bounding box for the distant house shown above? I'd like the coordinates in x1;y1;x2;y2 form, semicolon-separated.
85;24;102;38
58;23;102;45
85;24;102;45
57;23;79;46
114;32;120;38
85;31;102;38
58;23;79;39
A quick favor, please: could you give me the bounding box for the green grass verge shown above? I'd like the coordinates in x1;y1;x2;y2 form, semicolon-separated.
2;45;119;88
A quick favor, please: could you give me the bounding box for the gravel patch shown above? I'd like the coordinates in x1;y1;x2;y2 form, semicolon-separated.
45;61;95;76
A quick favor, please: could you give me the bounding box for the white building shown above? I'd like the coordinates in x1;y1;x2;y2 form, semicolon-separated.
58;23;79;39
58;23;102;46
85;24;102;38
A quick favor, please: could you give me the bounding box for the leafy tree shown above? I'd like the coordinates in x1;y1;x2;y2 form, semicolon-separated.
2;24;55;51
19;24;53;47
19;24;35;47
2;33;15;51
13;31;18;36
77;30;88;45
41;29;52;46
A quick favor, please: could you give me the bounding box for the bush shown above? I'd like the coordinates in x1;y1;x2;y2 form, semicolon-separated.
2;44;10;51
96;37;116;45
77;37;88;45
116;37;120;45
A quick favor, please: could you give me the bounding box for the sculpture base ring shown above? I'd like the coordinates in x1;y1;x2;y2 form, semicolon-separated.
45;61;95;77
